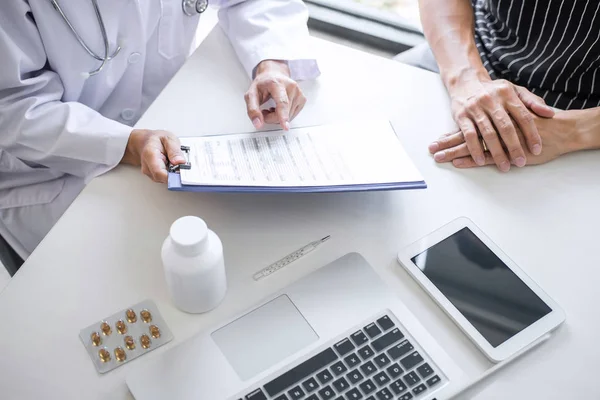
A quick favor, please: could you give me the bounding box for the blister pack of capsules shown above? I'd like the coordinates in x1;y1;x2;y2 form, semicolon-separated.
79;299;173;373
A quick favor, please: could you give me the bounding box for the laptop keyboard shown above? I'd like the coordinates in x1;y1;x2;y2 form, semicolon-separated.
239;314;445;400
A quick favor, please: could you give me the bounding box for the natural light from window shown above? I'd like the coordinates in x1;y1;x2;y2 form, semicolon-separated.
352;0;421;24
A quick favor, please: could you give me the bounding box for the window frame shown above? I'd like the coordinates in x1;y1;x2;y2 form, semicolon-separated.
305;0;425;54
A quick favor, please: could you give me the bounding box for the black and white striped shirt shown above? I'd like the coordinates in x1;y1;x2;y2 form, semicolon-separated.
473;0;600;110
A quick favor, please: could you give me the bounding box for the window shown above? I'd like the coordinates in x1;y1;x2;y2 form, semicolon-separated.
345;0;421;26
305;0;424;54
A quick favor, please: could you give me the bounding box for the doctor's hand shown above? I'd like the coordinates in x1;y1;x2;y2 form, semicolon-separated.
121;129;185;184
245;60;307;131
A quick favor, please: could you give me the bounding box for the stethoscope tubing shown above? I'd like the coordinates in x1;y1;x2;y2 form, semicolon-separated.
50;0;208;77
50;0;121;64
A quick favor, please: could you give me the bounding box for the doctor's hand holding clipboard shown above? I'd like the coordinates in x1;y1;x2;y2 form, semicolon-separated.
0;0;320;260
123;58;309;184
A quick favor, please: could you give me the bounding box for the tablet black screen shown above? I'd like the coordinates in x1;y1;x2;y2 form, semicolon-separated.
411;227;551;347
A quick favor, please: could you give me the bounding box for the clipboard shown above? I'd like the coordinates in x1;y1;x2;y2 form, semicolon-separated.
167;172;427;193
167;120;427;194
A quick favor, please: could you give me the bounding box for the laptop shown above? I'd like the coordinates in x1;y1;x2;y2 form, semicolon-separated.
126;253;468;400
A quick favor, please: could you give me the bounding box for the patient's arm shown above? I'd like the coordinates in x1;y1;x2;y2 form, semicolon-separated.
430;107;600;168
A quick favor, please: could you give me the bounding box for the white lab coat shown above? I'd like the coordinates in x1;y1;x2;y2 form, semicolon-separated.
0;0;319;259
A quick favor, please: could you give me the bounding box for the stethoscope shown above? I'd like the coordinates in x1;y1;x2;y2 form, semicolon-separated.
182;0;209;16
49;0;209;77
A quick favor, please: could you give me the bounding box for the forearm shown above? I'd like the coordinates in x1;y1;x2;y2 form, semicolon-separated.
571;107;600;152
0;50;131;178
217;0;319;80
0;97;131;179
419;0;489;90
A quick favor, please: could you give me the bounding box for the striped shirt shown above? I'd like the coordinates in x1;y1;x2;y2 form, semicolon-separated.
473;0;600;110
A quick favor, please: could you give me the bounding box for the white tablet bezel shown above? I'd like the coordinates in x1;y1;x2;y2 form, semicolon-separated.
397;217;565;362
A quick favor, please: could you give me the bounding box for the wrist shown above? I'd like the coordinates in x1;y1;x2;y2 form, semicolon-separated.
442;65;491;93
255;59;290;77
121;129;152;166
570;108;600;152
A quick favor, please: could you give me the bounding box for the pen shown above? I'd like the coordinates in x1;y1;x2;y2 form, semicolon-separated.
253;235;331;281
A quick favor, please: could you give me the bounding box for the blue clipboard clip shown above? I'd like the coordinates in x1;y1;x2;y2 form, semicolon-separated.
168;145;192;173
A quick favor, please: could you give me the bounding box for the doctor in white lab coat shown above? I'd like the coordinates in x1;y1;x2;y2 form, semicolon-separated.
0;0;320;264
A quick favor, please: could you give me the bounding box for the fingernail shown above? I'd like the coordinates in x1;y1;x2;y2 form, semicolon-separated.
453;159;464;167
428;142;439;153
515;157;526;167
171;155;185;163
532;144;542;155
433;151;446;162
500;160;510;172
252;118;262;129
475;156;485;166
284;121;290;131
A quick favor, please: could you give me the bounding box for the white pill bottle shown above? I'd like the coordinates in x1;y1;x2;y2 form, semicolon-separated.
162;216;227;313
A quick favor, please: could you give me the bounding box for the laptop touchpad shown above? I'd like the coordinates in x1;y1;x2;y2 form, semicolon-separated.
211;295;319;381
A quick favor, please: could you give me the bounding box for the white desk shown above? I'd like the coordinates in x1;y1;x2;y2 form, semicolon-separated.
1;27;599;400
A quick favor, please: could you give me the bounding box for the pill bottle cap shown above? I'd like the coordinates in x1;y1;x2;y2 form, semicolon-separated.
169;216;209;256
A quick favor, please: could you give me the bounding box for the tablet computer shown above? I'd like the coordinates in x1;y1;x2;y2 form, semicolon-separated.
397;217;565;362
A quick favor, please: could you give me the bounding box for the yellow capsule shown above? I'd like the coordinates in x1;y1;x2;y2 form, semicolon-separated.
115;320;128;335
140;309;152;323
114;347;127;362
140;334;151;349
149;325;161;339
98;348;111;363
124;335;136;350
126;309;137;323
100;322;112;336
90;332;102;346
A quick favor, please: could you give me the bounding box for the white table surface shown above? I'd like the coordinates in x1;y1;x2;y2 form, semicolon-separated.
1;27;599;400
